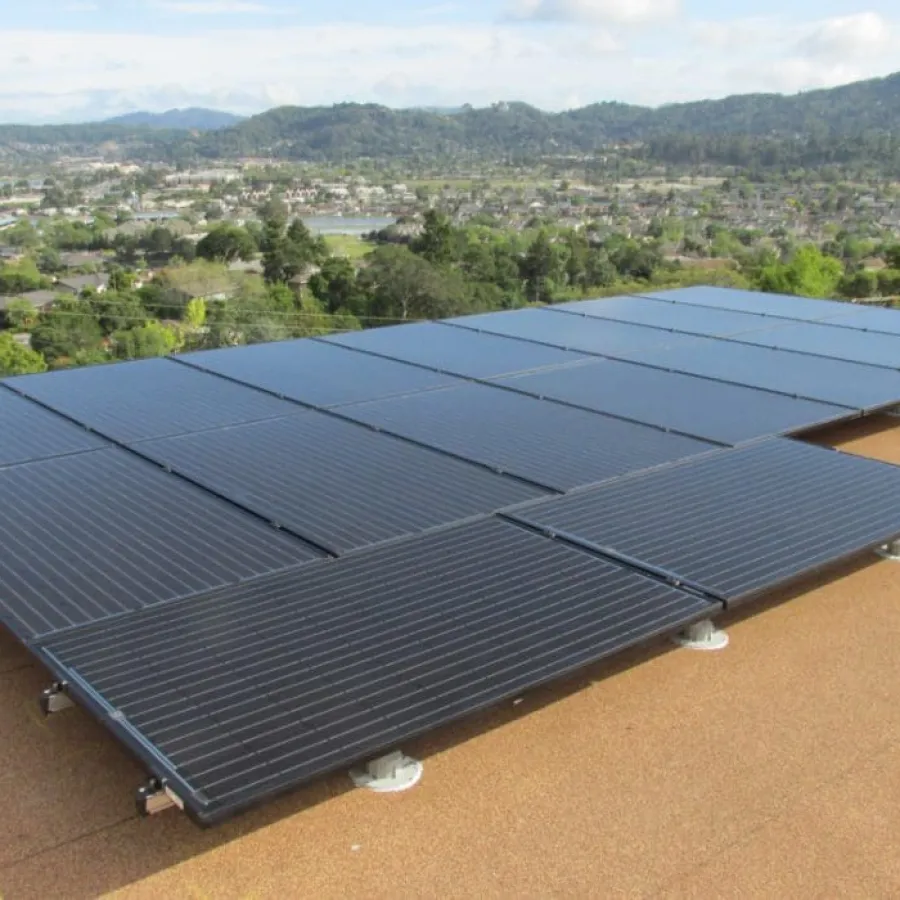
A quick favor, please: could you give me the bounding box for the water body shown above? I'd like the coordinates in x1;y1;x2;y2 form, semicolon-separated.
304;215;395;236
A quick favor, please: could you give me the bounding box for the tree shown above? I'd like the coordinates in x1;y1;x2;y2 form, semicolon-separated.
308;257;364;315
113;321;179;360
90;291;150;335
520;231;559;304
412;210;457;266
0;332;47;376
30;298;105;366
359;245;472;321
757;245;844;298
0;258;44;295
197;224;257;263
885;245;900;270
3;298;41;331
184;297;207;328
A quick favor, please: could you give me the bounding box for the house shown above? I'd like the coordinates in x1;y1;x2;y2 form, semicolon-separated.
0;289;59;313
0;216;17;231
59;251;106;270
56;273;110;294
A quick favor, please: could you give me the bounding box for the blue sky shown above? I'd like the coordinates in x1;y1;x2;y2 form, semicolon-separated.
3;1;899;122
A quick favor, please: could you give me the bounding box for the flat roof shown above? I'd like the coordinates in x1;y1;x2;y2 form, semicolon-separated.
2;414;898;896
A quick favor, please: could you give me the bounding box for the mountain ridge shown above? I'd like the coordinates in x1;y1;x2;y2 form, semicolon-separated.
103;107;244;130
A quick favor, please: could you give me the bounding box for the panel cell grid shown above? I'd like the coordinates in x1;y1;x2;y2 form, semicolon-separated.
134;411;546;554
6;358;297;443
323;321;589;378
178;338;459;408
0;448;322;639
338;381;715;491
0;387;108;467
509;438;900;603
41;517;716;823
498;357;850;445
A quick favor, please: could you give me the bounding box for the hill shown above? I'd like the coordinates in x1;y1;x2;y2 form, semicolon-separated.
103;108;243;130
1;71;899;167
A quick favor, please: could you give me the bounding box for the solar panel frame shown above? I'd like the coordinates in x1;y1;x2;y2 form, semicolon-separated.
550;294;795;338
38;517;719;824
623;336;900;412
727;321;900;370
824;305;900;336
0;447;323;640
443;308;702;360
176;338;461;408
0;386;109;467
507;438;900;605
336;381;716;491
132;411;547;555
496;358;853;445
5;358;299;443
321;321;591;378
639;286;853;322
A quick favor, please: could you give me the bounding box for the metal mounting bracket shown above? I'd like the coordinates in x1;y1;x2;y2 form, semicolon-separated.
40;681;75;715
136;778;185;817
349;750;423;793
672;618;729;651
877;539;900;561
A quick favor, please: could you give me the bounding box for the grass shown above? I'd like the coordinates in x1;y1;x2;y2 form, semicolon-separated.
323;234;372;259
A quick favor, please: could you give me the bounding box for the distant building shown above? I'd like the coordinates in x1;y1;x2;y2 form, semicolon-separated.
0;290;60;313
56;273;110;294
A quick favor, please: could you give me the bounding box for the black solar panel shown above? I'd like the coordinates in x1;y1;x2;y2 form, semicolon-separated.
338;382;715;491
0;448;322;640
625;336;900;411
551;294;791;338
445;308;700;359
6;358;296;443
733;321;900;370
640;286;851;321
0;388;108;467
135;412;546;554
508;438;900;604
178;338;459;408
39;517;717;824
498;358;850;445
323;321;589;378
825;305;900;336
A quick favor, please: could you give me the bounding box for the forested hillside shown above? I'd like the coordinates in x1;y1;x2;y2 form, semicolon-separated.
2;70;900;167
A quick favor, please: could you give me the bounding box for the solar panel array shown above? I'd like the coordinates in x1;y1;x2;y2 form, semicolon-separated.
3;285;900;824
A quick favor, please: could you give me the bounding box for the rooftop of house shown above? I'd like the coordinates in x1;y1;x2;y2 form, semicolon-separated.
0;289;59;310
57;273;110;292
1;413;898;897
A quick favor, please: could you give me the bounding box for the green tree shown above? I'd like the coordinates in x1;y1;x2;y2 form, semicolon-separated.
0;332;47;376
885;245;900;270
196;224;257;263
520;231;559;304
185;297;207;328
412;210;457;266
308;257;364;314
30;297;105;366
757;245;844;298
3;298;41;331
0;258;44;294
113;321;179;360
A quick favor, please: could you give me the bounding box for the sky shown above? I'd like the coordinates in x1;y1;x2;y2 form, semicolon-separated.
2;0;900;123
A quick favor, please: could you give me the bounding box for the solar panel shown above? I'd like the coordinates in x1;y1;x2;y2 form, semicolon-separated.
445;308;700;359
497;358;850;445
825;306;900;336
640;286;852;321
337;382;715;491
733;321;900;370
38;517;717;824
178;338;459;408
0;388;108;467
0;448;322;640
625;336;900;411
551;294;792;338
508;438;900;604
323;321;588;378
134;412;546;555
6;358;297;443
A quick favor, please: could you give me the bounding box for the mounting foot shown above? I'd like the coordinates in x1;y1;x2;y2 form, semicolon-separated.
876;539;900;561
136;778;184;817
672;619;729;652
40;681;74;715
349;750;423;793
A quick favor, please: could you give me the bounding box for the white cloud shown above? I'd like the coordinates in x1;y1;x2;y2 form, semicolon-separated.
152;1;276;13
797;12;892;61
506;0;680;26
1;16;899;123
